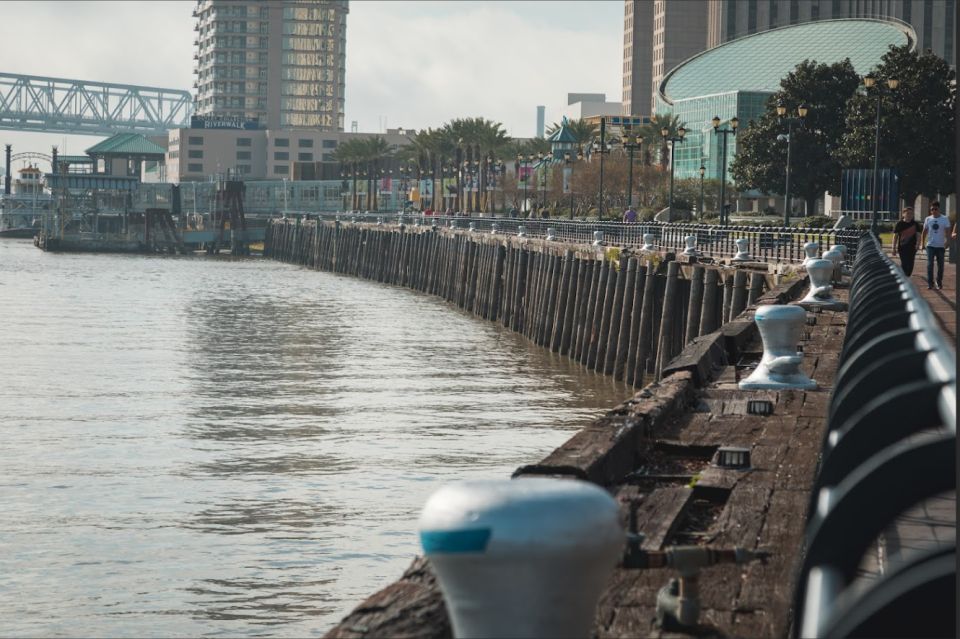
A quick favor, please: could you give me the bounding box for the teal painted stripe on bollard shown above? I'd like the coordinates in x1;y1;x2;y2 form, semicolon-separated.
420;528;492;553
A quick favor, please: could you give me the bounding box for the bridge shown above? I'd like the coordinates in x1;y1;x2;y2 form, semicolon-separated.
0;72;192;136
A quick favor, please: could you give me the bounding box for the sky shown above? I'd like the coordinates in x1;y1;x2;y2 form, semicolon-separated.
0;0;623;169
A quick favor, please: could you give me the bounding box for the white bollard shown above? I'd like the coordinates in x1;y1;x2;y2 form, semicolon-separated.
640;233;656;252
377;216;383;226
681;235;698;257
546;227;557;241
592;230;604;247
469;222;477;232
798;259;845;310
739;305;817;390
830;243;850;275
802;242;819;269
732;237;753;262
490;223;498;235
517;225;527;238
419;478;624;639
822;247;844;283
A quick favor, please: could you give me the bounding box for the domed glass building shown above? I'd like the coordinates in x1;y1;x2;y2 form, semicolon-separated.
654;18;915;180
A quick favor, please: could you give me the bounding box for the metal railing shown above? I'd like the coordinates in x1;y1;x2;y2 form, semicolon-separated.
793;232;956;638
311;211;862;265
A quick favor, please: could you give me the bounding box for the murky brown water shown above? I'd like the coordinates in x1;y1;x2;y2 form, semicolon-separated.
0;240;628;637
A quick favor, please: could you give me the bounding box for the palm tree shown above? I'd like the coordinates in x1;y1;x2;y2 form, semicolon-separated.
637;113;686;168
334;138;368;210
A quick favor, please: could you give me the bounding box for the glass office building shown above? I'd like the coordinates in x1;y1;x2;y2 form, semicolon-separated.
654;18;914;180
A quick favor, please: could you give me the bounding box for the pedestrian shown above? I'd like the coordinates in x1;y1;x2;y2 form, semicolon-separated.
892;206;921;276
920;200;950;290
623;206;638;223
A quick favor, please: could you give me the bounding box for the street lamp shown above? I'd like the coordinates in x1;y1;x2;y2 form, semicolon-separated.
623;134;644;208
863;74;899;233
712;115;739;225
517;153;534;214
698;164;705;220
539;152;550;212
776;102;808;227
661;126;686;218
563;148;584;220
591;117;613;219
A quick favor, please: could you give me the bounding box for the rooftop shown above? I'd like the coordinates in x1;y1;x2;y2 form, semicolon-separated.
660;18;915;105
86;133;166;158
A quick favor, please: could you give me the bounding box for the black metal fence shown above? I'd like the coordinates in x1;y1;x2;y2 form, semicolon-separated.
793;232;956;638
307;212;861;266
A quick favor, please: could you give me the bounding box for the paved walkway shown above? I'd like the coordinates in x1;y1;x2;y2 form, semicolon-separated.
895;252;956;348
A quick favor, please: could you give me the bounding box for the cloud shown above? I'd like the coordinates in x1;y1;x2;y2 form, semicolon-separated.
0;1;193;89
0;0;621;159
344;2;621;137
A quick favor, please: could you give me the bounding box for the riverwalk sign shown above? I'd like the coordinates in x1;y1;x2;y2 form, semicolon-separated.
190;115;261;130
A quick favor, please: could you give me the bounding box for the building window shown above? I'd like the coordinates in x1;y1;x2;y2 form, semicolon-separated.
298;152;313;161
236;164;251;174
322;139;337;148
236;150;251;160
188;149;203;159
188;163;203;172
298;139;314;148
274;165;289;175
274;151;289;160
275;138;289;147
237;137;252;146
188;136;204;145
322;152;334;161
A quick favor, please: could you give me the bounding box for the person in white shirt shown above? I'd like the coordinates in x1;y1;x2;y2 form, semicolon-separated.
920;201;951;290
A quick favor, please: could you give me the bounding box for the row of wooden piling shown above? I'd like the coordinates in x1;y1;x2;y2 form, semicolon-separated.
264;219;767;386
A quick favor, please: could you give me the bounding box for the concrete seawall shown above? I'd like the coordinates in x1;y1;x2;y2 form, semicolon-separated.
265;219;777;386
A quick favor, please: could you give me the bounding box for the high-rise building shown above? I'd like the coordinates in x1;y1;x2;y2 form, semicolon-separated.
706;0;955;66
193;0;349;131
622;0;653;117
622;0;709;116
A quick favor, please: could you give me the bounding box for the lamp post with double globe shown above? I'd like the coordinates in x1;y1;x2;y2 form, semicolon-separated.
862;74;899;233
661;126;686;219
712;115;738;225
776;102;809;227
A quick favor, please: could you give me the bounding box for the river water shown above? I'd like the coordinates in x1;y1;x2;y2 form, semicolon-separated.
0;240;628;637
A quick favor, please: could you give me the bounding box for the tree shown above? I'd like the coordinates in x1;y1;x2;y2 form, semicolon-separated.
731;59;861;214
836;44;956;204
637;113;685;167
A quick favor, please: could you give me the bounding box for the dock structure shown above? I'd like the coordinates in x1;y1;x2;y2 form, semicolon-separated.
261;221;955;638
265;218;791;388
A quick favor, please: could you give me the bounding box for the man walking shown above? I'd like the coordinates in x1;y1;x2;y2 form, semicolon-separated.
623;206;638;223
920;201;950;290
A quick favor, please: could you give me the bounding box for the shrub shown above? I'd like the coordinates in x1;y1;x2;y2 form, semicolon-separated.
796;215;833;228
852;220;894;233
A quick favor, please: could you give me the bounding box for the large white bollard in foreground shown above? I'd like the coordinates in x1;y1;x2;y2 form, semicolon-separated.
681;235;698;256
419;478;624;639
640;233;656;252
739;305;816;390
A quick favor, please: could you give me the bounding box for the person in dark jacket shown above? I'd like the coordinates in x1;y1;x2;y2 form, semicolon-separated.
892;206;921;276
